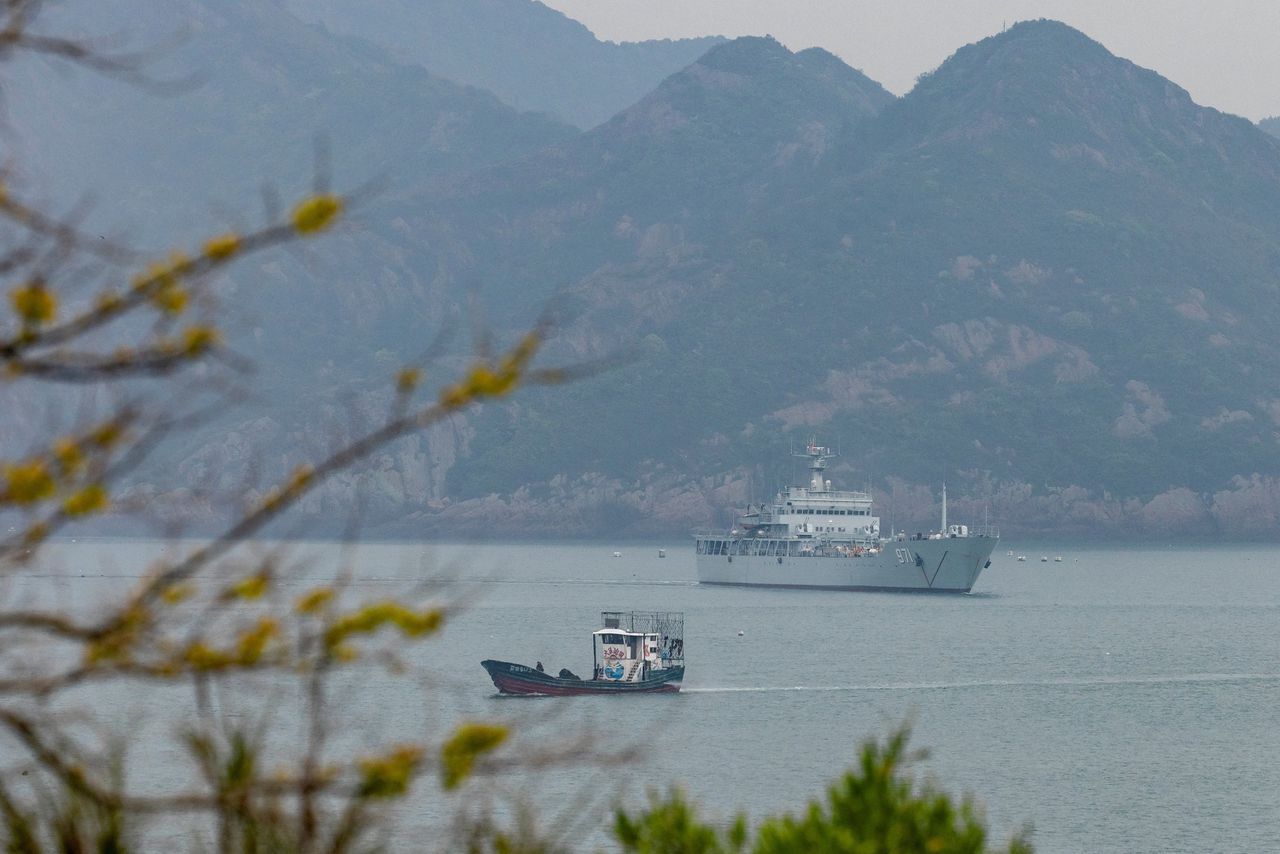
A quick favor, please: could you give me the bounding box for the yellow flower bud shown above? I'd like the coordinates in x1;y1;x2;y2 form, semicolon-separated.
63;484;108;517
439;383;470;408
228;573;269;600
3;460;55;504
466;364;517;397
90;421;125;448
358;745;423;799
292;194;342;234
441;723;508;790
203;233;241;260
285;464;314;493
10;282;56;326
151;282;188;315
161;582;194;606
235;617;279;664
396;367;421;394
295;586;334;615
182;326;220;355
52;438;83;474
184;642;231;671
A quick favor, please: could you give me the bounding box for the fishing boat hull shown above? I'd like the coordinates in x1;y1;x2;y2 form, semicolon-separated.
481;659;684;696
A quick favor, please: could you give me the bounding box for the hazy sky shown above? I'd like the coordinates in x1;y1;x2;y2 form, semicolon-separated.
543;0;1279;121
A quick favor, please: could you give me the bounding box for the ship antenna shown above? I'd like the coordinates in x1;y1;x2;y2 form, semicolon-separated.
889;481;895;538
941;480;947;534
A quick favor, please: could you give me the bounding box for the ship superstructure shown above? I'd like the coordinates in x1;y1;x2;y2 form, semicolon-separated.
695;443;998;592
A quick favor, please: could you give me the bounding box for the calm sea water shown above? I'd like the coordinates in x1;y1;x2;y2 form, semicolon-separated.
10;540;1280;852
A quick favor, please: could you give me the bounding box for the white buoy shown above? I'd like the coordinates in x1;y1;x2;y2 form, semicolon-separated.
737;630;745;637
612;551;621;557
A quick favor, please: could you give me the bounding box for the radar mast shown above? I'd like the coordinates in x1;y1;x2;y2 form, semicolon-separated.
796;439;837;492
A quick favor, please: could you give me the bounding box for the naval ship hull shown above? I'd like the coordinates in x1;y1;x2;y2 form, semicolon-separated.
696;537;997;593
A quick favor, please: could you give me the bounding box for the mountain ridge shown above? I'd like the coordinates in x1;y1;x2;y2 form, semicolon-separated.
284;0;726;128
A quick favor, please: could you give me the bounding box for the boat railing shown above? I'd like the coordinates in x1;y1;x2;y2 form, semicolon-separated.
600;610;684;641
968;525;1000;538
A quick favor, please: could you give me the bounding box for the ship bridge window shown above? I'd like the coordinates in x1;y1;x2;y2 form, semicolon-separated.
599;634;625;644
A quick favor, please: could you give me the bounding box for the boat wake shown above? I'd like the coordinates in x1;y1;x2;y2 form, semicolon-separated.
683;672;1280;694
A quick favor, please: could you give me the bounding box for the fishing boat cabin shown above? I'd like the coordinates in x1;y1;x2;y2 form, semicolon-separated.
593;611;685;683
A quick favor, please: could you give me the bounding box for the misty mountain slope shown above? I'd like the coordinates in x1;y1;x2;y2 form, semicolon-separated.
140;34;902;518
0;0;586;524
1262;117;1280;139
857;20;1280;223
407;21;1280;534
2;0;576;241
757;19;1280;499
16;4;1280;536
400;36;896;326
285;0;725;129
2;0;586;394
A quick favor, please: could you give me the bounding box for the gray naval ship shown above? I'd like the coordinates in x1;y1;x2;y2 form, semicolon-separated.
695;442;998;593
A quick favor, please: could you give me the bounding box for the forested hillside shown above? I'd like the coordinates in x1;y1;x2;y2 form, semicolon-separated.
393;21;1280;537
10;4;1280;538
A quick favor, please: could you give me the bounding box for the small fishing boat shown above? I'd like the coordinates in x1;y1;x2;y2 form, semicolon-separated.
482;611;685;696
